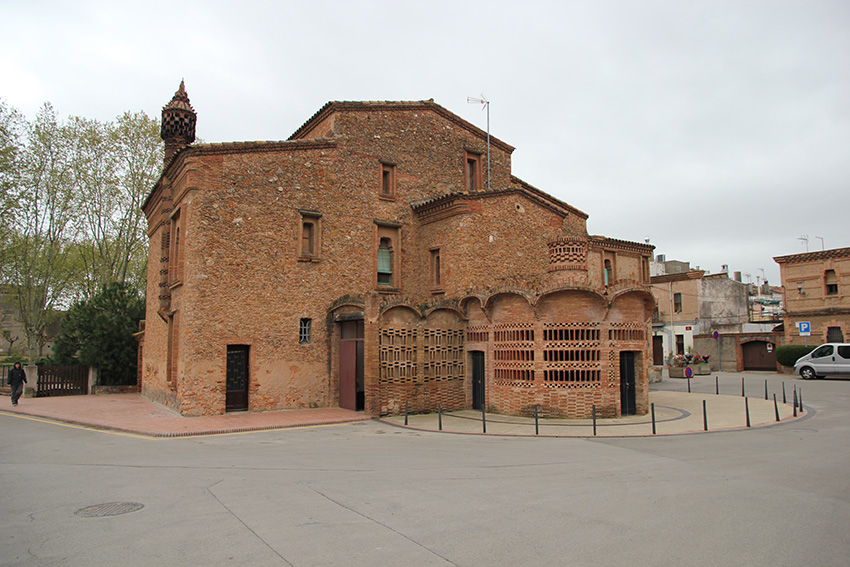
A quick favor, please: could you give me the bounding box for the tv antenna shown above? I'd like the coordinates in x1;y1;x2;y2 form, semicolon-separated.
466;95;490;192
798;235;809;251
815;236;824;250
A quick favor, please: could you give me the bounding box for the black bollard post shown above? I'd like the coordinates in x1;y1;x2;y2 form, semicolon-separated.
482;404;487;433
773;393;780;422
793;388;797;417
651;403;656;435
745;397;751;428
405;401;409;425
764;379;768;401
741;377;745;397
687;377;691;393
592;404;597;436
703;400;708;431
782;382;786;404
438;403;442;431
534;404;539;436
716;376;719;395
799;388;803;411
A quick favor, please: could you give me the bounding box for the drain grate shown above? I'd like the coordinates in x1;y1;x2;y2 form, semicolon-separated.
75;502;144;518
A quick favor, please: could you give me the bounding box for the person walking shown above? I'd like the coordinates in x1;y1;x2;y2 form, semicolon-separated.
8;362;27;406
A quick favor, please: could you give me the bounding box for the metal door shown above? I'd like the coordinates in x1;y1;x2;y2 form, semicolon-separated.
226;345;249;412
652;336;664;366
471;351;485;410
620;351;636;416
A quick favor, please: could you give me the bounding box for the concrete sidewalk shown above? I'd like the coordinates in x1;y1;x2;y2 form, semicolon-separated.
1;384;807;438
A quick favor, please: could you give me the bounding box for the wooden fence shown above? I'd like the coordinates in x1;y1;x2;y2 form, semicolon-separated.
35;366;88;397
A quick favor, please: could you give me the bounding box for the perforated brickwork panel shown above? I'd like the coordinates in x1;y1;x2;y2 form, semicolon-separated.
543;322;601;389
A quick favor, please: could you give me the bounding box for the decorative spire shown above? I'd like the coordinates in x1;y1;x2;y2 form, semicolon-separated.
161;80;196;163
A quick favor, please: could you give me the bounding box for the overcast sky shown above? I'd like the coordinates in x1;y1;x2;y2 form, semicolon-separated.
2;0;848;285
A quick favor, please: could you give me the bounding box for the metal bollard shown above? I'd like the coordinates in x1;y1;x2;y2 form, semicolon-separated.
745;397;751;428
764;379;768;400
716;376;719;395
438;403;442;431
782;382;786;404
405;401;409;425
687;377;691;393
534;404;539;436
482;404;486;433
773;393;780;422
592;404;597;436
799;388;803;411
793;389;797;417
741;377;746;397
651;403;656;435
703;400;708;431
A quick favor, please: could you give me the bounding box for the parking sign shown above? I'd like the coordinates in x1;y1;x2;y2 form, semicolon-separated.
799;321;811;336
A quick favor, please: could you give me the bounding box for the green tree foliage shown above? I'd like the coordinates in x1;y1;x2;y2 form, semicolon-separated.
53;282;144;385
0;99;162;361
776;345;815;368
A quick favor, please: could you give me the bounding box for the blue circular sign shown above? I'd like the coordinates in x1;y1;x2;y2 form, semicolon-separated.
685;367;693;378
712;330;719;339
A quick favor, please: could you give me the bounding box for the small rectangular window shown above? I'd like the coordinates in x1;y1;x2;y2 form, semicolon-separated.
380;162;396;199
430;248;441;289
825;269;838;295
378;238;393;286
299;318;312;344
673;293;683;313
298;211;322;261
465;151;481;192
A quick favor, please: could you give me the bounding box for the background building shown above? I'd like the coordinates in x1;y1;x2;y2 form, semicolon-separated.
775;247;850;346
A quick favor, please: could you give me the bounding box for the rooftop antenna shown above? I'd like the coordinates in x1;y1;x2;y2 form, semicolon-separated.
815;236;824;250
798;235;809;252
467;95;490;192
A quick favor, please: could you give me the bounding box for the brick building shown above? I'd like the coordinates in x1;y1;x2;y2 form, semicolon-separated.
774;247;850;346
139;82;655;419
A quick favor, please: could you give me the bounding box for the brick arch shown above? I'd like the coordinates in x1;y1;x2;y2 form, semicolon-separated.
379;304;422;325
483;290;535;313
536;289;607;320
607;290;654;323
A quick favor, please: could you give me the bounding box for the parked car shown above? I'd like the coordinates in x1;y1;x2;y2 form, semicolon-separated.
795;343;850;379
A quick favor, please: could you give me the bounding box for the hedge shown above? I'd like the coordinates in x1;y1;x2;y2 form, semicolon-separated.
776;345;815;367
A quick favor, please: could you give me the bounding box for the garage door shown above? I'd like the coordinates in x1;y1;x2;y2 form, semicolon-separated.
742;341;777;371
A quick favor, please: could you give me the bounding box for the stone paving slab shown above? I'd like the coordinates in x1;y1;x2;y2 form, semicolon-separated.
1;387;807;438
0;393;370;437
382;390;806;437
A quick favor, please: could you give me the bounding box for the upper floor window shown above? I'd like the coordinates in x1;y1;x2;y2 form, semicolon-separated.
825;270;838;295
465;151;482;192
674;292;683;313
380;162;396;199
378;238;393;286
430;247;442;290
168;209;183;285
298;210;322;261
604;259;613;286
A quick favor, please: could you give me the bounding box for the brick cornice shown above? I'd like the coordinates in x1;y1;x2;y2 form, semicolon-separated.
590;235;655;255
774;247;850;264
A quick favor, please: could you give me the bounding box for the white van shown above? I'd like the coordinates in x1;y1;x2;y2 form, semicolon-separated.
795;343;850;379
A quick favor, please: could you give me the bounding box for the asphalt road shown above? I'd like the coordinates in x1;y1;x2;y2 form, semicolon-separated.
2;372;848;566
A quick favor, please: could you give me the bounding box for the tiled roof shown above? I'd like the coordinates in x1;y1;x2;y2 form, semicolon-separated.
773;247;850;264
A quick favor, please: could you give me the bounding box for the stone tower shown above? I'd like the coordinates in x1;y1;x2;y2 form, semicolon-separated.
161;80;196;163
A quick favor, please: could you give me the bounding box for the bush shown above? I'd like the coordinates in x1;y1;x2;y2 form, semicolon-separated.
776;345;815;367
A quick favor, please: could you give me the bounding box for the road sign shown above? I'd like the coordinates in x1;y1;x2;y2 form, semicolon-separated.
685;367;693;378
712;330;719;340
799;321;811;336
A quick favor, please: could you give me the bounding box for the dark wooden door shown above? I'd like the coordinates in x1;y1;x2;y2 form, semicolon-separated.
226;345;249;412
620;351;636;416
471;351;485;410
652;336;664;366
339;320;364;411
742;341;777;371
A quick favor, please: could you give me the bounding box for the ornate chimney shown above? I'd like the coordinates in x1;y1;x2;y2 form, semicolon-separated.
161;80;196;164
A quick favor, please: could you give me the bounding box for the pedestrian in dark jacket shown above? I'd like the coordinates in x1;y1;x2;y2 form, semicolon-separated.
8;362;27;406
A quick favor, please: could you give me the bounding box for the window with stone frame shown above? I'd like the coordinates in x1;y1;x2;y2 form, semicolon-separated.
298;210;322;261
430;247;442;291
375;223;400;290
465;151;482;192
380;162;396;200
825;269;839;295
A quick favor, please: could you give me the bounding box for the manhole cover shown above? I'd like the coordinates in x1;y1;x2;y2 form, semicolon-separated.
75;502;144;518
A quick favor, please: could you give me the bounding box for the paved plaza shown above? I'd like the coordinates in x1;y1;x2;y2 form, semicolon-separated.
1;371;848;566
